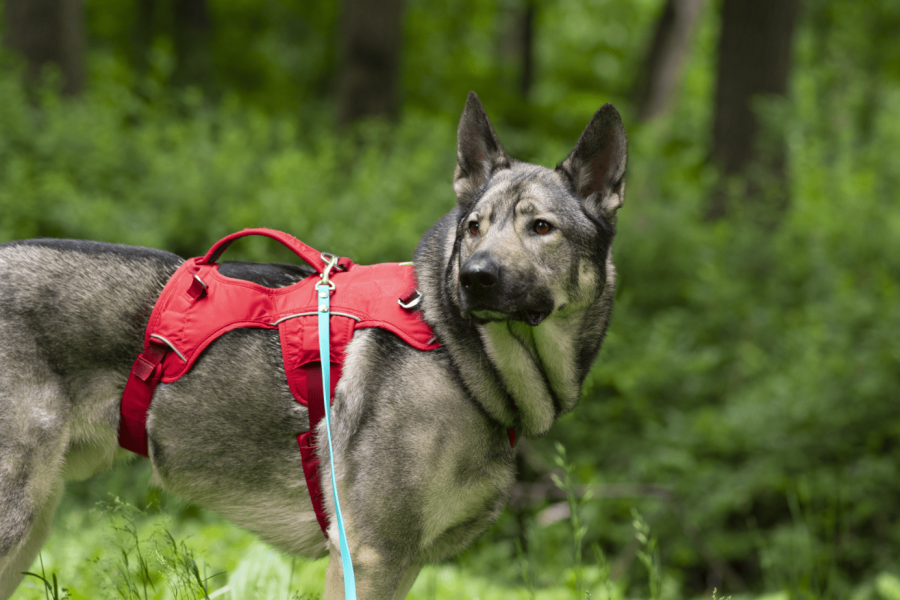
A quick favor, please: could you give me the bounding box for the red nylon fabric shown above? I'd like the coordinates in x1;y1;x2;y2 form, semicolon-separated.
118;341;167;454
118;229;439;537
140;257;438;387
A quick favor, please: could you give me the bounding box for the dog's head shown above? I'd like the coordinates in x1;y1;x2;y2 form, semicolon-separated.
450;92;627;326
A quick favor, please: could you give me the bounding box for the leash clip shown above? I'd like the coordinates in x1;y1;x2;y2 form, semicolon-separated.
319;253;338;292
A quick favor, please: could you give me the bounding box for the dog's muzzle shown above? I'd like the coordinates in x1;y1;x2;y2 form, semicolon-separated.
459;255;551;326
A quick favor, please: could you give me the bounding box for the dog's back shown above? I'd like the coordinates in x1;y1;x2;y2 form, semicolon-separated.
0;239;179;595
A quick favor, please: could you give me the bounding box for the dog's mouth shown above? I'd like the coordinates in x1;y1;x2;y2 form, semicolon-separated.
460;279;555;327
520;310;549;327
470;308;550;327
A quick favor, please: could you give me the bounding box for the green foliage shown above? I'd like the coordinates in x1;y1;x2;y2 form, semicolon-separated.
85;0;339;114
0;65;455;263
632;510;661;600
551;442;594;596
22;555;71;600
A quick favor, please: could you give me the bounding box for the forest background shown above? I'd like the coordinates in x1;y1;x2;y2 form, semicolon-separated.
1;0;900;599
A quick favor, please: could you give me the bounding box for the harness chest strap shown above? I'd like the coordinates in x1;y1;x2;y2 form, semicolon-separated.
280;314;354;534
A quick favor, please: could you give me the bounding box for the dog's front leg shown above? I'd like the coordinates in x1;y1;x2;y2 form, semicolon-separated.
323;542;421;600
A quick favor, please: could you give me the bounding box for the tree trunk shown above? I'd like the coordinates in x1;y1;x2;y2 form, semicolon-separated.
172;0;212;88
633;0;705;121
335;0;405;125
3;0;85;95
498;0;536;100
707;0;801;219
132;0;156;77
518;1;536;99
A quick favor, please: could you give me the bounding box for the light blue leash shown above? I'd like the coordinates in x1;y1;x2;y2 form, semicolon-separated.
317;255;357;599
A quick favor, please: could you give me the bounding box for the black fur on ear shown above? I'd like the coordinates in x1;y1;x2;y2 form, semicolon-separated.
557;104;628;221
453;92;511;209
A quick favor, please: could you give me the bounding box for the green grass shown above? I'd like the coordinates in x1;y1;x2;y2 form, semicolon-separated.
17;501;630;600
15;449;900;600
11;448;632;600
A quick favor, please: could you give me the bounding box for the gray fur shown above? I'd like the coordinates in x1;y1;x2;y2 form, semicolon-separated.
0;93;626;599
0;240;179;598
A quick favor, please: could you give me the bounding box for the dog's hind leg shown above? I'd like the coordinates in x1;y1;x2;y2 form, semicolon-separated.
0;360;69;599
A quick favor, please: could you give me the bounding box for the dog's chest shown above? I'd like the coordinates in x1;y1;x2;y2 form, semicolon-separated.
419;444;508;550
409;400;515;556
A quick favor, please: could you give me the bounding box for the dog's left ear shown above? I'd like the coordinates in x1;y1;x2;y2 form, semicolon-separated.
454;92;511;210
557;104;627;221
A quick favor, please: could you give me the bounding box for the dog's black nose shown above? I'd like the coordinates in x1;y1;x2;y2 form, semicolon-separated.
460;255;500;292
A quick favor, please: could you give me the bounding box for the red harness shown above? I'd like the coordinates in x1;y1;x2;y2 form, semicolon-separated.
118;229;440;535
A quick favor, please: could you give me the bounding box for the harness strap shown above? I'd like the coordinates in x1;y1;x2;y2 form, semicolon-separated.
119;339;168;456
295;363;330;535
301;364;329;534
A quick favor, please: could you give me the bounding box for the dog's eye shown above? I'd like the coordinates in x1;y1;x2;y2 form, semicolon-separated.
468;221;480;236
533;220;552;235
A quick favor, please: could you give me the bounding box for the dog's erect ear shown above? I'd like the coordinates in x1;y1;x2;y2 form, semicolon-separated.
557;104;627;220
454;92;511;209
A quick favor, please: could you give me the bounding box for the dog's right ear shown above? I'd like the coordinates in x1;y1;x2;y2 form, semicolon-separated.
454;92;511;210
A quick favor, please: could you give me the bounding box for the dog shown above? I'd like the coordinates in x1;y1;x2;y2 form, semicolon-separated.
0;92;626;599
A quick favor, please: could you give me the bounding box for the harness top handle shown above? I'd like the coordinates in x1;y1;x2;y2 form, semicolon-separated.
197;228;352;272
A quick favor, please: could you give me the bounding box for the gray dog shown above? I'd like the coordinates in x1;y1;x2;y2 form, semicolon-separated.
0;92;626;599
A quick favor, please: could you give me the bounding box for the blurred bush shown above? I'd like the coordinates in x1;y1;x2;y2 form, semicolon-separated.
0;64;455;263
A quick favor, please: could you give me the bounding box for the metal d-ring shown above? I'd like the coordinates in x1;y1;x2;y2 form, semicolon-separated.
149;334;187;362
398;289;422;310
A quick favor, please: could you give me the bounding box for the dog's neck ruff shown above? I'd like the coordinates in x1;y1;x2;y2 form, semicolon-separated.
119;229;441;535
